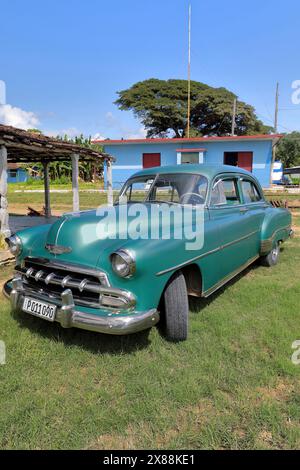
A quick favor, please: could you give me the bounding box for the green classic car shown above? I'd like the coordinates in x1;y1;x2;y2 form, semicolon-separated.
4;165;293;341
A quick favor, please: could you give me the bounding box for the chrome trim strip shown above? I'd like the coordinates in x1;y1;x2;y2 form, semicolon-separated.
202;254;260;298
3;281;159;336
156;246;221;277
156;230;259;276
221;230;259;250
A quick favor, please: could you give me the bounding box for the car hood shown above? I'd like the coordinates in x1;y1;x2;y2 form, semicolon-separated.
30;204;205;270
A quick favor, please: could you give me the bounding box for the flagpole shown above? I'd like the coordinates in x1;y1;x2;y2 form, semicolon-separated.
187;4;191;138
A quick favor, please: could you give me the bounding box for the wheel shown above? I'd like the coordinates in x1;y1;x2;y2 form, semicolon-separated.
163;270;189;341
260;241;280;267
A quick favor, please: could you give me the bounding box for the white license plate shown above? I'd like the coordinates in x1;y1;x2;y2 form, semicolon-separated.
23;297;57;322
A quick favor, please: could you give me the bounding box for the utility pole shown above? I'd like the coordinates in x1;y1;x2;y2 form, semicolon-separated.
270;82;280;185
274;82;279;133
231;98;237;136
187;4;191;138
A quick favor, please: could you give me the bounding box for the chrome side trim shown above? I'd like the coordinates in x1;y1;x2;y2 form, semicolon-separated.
156;230;259;277
202;255;260;298
221;230;259;250
3;281;159;336
156;246;221;277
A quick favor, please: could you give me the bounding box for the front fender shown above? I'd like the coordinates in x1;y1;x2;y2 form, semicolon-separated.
97;237;192;312
14;224;51;262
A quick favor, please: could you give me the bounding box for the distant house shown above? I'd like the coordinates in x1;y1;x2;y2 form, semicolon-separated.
7;163;28;183
95;134;283;189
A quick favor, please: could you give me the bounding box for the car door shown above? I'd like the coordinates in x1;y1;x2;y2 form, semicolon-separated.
238;176;267;259
208;174;251;281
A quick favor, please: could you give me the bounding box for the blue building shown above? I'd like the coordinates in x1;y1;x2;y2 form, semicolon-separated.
97;134;282;189
7;164;28;183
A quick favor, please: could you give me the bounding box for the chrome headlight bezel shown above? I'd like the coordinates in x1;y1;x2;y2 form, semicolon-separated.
110;249;136;278
5;234;23;257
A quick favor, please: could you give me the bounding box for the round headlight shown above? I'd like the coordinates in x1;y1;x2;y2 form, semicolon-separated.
6;234;22;257
110;249;136;278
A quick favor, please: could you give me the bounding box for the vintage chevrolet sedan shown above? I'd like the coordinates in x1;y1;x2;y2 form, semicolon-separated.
4;165;293;341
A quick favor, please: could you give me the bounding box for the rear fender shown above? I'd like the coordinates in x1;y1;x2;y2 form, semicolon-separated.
260;207;292;255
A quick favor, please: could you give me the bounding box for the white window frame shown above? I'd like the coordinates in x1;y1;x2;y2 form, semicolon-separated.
177;150;205;165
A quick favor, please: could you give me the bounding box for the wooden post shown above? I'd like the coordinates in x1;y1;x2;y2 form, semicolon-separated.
0;145;10;237
106;159;113;206
71;153;80;212
43;162;51;218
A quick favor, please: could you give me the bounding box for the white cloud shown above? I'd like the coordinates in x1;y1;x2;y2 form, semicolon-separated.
125;127;147;139
101;111;147;139
92;132;106;141
0;103;40;129
44;127;81;139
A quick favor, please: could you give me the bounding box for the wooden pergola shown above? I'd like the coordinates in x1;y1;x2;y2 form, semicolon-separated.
0;125;114;237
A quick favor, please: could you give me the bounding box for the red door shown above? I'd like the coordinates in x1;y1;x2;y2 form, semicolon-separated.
238;152;253;172
142;153;161;168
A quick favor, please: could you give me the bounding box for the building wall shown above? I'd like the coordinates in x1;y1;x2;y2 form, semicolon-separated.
103;140;273;189
7;168;28;183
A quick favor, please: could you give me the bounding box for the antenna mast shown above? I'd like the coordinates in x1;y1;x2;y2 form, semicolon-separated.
187;4;191;138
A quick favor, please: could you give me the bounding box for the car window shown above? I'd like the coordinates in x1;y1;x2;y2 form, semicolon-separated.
150;181;180;203
149;174;208;205
211;178;241;206
241;179;262;203
120;176;155;203
118;173;208;205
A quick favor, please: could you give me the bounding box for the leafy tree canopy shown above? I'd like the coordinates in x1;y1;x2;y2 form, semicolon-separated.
276;132;300;168
115;79;272;138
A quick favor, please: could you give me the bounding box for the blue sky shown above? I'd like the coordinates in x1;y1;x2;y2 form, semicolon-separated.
0;0;300;138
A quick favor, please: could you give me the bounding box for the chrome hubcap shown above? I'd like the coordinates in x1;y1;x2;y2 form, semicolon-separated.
271;245;279;261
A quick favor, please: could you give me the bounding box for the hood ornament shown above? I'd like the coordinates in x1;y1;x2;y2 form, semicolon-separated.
45;244;72;255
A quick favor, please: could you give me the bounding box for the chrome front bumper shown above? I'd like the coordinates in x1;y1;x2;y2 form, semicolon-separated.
3;278;160;335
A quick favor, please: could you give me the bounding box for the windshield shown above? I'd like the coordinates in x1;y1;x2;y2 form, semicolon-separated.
117;173;208;205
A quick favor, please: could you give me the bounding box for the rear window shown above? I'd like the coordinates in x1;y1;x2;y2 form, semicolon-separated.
211;178;241;206
241;179;262;203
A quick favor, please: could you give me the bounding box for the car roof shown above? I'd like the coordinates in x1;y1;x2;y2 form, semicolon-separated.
132;164;252;180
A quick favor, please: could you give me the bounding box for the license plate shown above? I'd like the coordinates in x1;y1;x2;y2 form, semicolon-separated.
23;297;57;322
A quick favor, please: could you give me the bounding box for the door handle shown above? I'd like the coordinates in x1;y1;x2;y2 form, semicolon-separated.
240;207;248;214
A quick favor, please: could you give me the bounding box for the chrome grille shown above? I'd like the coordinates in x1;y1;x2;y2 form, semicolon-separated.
15;257;135;310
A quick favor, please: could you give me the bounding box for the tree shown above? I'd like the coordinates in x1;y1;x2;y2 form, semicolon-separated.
115;79;272;138
276;132;300;167
27;128;43;134
23;132;104;183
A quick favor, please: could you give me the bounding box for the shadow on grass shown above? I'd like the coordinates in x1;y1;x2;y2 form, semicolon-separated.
12;310;152;355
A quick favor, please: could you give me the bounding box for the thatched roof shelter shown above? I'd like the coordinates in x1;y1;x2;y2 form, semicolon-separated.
0;125;114;237
0;125;113;162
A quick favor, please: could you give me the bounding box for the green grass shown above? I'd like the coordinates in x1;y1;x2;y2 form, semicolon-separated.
9;181;105;191
0;216;300;449
8;191;109;212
